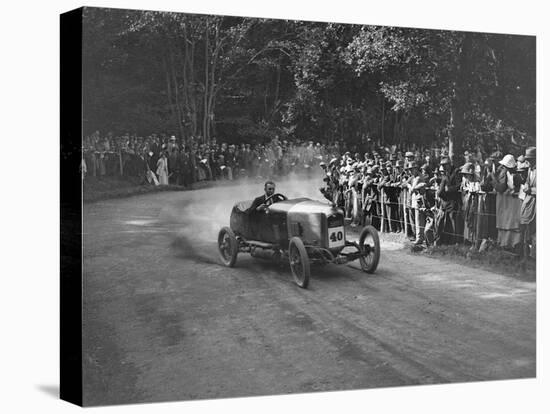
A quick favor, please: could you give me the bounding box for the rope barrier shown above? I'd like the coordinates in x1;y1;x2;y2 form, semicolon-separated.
333;182;530;246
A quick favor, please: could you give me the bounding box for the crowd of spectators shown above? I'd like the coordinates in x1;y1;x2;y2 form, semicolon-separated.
80;131;536;258
319;146;536;258
80;131;335;185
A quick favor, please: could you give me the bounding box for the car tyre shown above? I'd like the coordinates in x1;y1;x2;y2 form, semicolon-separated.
358;225;380;273
288;237;310;288
218;227;238;267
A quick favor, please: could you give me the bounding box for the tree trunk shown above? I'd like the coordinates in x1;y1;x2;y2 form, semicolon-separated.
271;53;281;120
393;110;399;144
381;96;385;143
203;20;209;143
182;23;197;141
448;33;472;164
449;94;465;164
206;23;221;142
169;49;185;141
162;56;176;125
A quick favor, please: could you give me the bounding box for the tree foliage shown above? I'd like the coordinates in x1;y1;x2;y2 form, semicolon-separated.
82;7;535;154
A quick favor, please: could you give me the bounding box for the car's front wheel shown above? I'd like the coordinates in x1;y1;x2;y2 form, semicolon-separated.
288;237;310;288
218;227;238;267
358;225;380;273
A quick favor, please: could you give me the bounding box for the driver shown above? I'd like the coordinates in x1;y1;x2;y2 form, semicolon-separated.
248;180;283;213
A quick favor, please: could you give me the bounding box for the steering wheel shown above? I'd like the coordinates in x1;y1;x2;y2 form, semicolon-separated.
265;193;287;206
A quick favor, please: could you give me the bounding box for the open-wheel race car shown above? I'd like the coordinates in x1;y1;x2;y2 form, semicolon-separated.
217;193;380;288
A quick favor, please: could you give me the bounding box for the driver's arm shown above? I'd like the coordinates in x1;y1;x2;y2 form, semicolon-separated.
247;196;265;214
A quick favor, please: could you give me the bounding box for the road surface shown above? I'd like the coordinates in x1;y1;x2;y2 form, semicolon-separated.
82;178;535;406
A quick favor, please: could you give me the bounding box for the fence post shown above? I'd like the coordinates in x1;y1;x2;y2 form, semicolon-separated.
403;189;409;236
475;192;483;250
380;191;386;233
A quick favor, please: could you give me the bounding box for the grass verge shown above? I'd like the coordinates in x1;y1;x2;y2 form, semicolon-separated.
83;176;217;203
418;243;535;281
348;225;535;280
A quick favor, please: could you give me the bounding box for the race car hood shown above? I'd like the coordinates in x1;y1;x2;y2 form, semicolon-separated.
268;198;340;217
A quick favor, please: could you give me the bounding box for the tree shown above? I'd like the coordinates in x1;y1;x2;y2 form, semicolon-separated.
345;26;535;160
82;8;535;156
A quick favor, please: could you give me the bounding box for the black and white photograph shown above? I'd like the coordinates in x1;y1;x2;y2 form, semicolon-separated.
4;1;548;413
62;4;540;406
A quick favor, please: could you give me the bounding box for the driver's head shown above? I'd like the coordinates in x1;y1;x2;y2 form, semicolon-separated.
264;180;276;197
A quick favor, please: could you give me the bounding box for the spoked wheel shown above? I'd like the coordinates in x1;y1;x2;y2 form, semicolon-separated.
218;227;238;267
358;225;380;273
288;237;310;288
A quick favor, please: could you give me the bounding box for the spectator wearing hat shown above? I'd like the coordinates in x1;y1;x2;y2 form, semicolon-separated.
226;145;237;180
167;145;180;185
516;159;530;192
476;157;498;243
434;156;462;245
406;161;426;245
362;166;380;229
207;149;220;180
401;161;416;239
156;151;169;185
178;147;193;188
520;147;536;258
167;135;179;153
460;162;480;245
494;154;521;249
385;161;402;233
393;159;407;233
494;154;516;193
377;163;392;232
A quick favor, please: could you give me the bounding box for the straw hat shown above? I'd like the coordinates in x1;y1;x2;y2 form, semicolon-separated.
460;162;474;175
499;154;516;169
516;161;529;172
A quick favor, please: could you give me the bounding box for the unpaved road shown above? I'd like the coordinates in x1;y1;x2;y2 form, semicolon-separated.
82;178;535;406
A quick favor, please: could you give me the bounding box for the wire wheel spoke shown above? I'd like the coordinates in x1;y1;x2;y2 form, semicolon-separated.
358;225;380;274
361;243;374;266
220;235;230;259
291;249;303;279
288;237;310;288
218;227;238;267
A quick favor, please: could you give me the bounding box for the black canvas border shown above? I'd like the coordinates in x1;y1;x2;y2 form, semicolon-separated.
60;7;84;407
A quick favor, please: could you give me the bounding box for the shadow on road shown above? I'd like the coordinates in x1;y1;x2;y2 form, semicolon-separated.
171;235;219;265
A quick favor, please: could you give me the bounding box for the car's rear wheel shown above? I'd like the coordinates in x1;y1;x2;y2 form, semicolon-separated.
288;237;310;288
358;225;380;273
218;227;238;267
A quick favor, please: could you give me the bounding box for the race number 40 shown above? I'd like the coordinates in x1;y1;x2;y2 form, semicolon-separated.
328;226;345;248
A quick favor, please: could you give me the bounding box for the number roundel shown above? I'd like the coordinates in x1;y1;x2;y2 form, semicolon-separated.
329;229;344;245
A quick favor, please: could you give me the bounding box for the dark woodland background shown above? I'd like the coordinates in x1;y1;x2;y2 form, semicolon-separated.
82;7;535;160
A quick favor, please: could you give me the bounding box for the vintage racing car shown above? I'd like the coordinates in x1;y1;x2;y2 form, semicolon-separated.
217;193;380;288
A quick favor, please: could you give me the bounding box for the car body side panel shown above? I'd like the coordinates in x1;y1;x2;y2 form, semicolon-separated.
230;197;344;249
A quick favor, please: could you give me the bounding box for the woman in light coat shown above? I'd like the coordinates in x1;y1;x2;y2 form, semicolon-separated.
156;152;169;185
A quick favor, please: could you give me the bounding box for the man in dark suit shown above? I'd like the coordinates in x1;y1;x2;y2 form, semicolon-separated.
248;180;277;213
